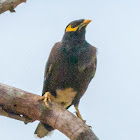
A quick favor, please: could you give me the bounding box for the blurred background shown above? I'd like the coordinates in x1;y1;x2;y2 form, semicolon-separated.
0;0;140;139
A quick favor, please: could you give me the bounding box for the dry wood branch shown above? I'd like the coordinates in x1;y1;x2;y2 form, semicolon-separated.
0;106;33;123
0;83;99;140
0;0;26;14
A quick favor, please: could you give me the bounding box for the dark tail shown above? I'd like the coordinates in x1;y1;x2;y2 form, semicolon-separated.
34;122;54;138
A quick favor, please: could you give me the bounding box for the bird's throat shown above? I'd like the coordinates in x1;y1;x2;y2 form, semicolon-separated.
62;31;85;46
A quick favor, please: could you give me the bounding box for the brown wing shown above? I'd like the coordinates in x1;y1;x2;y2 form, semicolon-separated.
72;44;97;106
78;44;97;81
42;42;62;96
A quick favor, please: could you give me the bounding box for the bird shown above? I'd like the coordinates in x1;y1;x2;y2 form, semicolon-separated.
34;19;97;138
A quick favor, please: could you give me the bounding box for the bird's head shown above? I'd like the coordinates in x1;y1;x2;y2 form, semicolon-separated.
63;19;91;43
65;19;91;33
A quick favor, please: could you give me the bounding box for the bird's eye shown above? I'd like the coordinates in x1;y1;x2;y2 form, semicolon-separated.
71;23;77;28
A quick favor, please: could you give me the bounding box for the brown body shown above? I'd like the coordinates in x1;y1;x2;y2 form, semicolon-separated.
34;19;97;138
42;41;96;108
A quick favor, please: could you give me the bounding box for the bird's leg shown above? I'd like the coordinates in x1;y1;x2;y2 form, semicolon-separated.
39;92;52;108
74;106;92;128
74;105;86;123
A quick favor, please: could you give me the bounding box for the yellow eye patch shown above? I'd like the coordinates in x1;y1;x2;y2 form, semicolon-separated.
66;25;78;32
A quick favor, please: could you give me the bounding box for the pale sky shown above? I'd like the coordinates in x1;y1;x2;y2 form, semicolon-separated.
0;0;140;140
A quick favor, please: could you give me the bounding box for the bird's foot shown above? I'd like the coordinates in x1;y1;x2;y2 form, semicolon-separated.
39;92;51;108
77;115;92;128
74;106;92;128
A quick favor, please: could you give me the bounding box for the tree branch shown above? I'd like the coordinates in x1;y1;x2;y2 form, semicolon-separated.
0;106;33;123
0;83;99;140
0;0;26;14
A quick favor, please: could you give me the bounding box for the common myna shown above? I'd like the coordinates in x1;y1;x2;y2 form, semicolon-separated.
34;19;97;138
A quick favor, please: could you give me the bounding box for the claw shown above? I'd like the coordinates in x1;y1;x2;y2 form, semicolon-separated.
44;92;51;108
39;92;52;108
38;96;45;101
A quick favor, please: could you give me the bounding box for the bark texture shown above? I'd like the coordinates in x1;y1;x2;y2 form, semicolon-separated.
0;83;99;140
0;0;26;14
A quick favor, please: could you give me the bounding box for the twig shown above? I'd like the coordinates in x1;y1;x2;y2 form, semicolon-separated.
0;0;26;14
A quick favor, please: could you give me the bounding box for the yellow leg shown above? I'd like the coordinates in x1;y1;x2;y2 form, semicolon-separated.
74;106;86;123
39;92;52;108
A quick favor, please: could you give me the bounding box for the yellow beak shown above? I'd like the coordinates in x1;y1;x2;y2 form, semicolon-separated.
83;19;92;25
78;19;92;30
